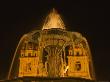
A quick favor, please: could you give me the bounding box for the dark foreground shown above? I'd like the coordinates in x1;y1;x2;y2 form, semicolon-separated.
0;77;108;82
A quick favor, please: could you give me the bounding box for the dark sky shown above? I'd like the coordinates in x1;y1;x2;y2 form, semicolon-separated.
0;0;109;81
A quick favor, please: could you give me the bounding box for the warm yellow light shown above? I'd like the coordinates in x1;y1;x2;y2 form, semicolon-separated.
64;66;69;73
8;8;95;80
42;8;65;30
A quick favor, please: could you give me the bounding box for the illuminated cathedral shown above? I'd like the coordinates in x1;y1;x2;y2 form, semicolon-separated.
7;9;96;81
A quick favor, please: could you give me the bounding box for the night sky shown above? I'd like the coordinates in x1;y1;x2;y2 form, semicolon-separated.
0;0;109;81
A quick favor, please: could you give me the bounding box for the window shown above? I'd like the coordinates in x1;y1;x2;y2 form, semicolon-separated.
76;51;80;56
75;62;81;71
28;53;31;57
